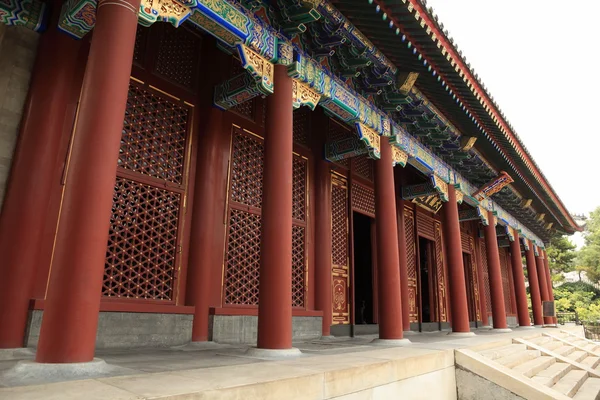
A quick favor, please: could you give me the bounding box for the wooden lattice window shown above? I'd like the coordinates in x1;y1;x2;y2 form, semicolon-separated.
499;249;513;314
434;222;448;322
331;173;350;324
293;107;310;147
223;128;307;307
354;155;374;181
153;24;201;89
404;206;418;322
351;182;375;217
103;81;191;301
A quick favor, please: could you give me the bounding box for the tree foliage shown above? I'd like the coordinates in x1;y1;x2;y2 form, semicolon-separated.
578;207;600;283
546;235;577;276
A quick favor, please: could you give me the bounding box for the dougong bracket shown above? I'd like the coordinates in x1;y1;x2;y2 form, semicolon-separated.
292;79;321;110
237;44;274;95
355;122;381;160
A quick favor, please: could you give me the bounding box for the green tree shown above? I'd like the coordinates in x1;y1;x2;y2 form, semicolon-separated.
579;207;600;283
546;235;577;279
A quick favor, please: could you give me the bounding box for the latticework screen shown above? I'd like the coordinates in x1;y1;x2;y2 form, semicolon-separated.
103;81;191;301
331;173;350;324
351;182;375;217
354;155;374;181
153;24;201;89
223;128;307;307
434;222;448;322
417;212;435;239
327;118;352;169
293;107;310;147
499;249;513;314
404;207;418;322
480;238;492;314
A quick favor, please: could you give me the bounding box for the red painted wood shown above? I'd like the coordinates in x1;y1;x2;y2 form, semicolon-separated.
525;242;544;326
31;299;195;315
395;193;410;330
510;232;531;327
484;211;508;329
0;6;82;348
441;185;470;333
210;307;323;317
474;231;489;325
373;144;403;339
543;250;556;324
256;65;294;349
35;0;142;363
536;249;552;325
314;145;332;336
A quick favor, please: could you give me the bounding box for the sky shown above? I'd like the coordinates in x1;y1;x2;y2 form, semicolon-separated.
423;0;600;244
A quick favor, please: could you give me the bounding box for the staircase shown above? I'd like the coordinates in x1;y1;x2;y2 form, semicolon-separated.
456;330;600;399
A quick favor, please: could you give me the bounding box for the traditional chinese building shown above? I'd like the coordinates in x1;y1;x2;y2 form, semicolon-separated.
0;0;580;363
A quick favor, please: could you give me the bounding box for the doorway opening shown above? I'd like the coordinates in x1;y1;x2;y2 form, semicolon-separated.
353;212;375;325
418;236;435;323
463;253;477;322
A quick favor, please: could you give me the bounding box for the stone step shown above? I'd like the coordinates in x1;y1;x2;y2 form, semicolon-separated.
568;350;589;363
552;370;588;397
532;362;573;387
530;336;554;345
554;345;576;357
573;377;600;400
586;343;600;352
512;356;556;378
479;344;527;360
496;349;541;369
543;341;565;351
573;340;591;348
582;356;600;369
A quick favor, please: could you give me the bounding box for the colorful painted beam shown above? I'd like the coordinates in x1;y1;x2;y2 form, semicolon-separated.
0;0;46;32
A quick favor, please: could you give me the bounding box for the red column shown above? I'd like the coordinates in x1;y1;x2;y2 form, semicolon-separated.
315;156;332;337
484;212;509;330
35;0;141;363
543;250;556;324
186;107;224;341
441;185;471;333
0;7;81;349
395;195;410;331
373;143;404;340
509;232;531;327
536;249;552;325
256;65;294;350
525;242;543;326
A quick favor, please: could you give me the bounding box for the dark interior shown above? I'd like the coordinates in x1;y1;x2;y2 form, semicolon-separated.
353;212;374;325
419;237;432;323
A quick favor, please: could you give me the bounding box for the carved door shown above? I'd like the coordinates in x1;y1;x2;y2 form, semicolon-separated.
404;206;418;323
331;173;350;324
433;221;448;322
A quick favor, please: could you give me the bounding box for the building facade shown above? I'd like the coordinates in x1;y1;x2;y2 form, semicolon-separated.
0;0;579;363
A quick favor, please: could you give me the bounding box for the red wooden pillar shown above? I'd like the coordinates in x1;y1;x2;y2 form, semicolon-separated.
0;7;81;349
35;0;141;363
373;143;404;340
543;250;556;324
256;65;294;350
475;237;490;326
536;248;552;325
315;155;332;337
441;185;471;333
186;107;224;341
509;232;531;327
525;242;544;326
395;193;410;331
484;212;509;330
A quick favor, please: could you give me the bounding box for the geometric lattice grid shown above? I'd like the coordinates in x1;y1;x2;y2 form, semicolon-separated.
480;238;492;314
119;82;189;185
351;182;375;217
328;118;352;169
224;129;307;307
293;107;310;147
133;25;149;66
224;208;262;305
434;222;447;322
332;179;349;266
230;130;264;208
103;177;181;300
154;24;201;89
404;208;416;280
354;155;374;181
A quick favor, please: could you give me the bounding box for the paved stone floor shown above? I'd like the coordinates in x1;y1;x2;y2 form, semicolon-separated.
0;326;583;399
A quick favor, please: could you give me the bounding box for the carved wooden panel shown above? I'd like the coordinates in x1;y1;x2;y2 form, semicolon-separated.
499;248;512;314
417;211;435;239
434;221;448;322
480;238;492;315
354;155;374;181
331;173;350;324
404;206;418;323
351;182;375;217
154;24;201;89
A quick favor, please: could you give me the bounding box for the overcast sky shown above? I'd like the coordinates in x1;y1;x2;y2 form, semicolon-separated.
423;0;599;224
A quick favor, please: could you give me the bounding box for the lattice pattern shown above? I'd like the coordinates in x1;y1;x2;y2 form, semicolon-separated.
461;232;471;253
292;157;307;221
328;118;353;142
120;83;189;184
292;226;306;307
352;183;375;216
154;24;200;89
500;249;512;314
417;212;435;238
354;155;374;181
231;99;256;120
293;107;310;146
133;25;148;65
103;177;180;300
434;223;447;322
224;208;262;305
335;158;350;169
230;130;264;208
480;239;492;314
404;208;416;280
332;180;348;266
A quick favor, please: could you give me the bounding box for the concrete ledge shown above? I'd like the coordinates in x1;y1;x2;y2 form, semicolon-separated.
245;347;302;359
447;332;476;337
370;338;411;346
0;348;34;361
209;315;321;344
491;328;513;333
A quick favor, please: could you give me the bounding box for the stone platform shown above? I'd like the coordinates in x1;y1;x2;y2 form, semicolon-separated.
0;326;584;399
